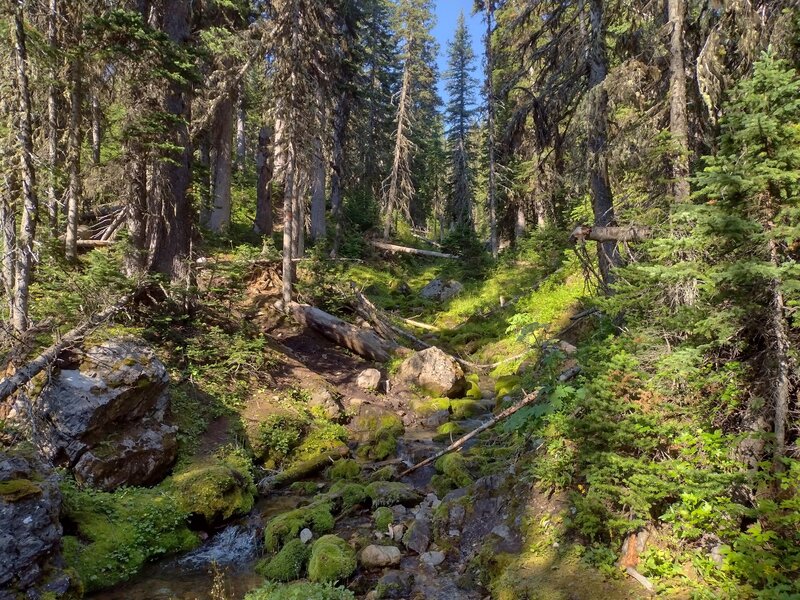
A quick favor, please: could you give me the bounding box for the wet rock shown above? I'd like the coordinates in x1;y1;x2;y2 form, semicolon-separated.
356;368;383;391
27;337;177;491
390;523;405;541
423;410;450;428
393;347;467;398
421;550;445;567
300;528;313;544
177;524;259;569
403;513;431;554
420;279;463;302
0;450;71;598
360;545;402;569
375;570;414;599
366;481;423;507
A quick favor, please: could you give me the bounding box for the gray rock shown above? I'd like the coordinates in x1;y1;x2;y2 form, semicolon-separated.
422;410;450;428
28;337;177;491
356;368;383;391
390;523;405;541
420;550;445;567
360;545;402;569
403;514;431;554
375;570;414;599
0;450;71;597
393;347;467;398
366;481;423;507
448;503;466;529
300;528;313;544
420;279;463;302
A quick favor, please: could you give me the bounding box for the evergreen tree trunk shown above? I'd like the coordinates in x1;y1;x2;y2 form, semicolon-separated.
668;0;690;203
292;175;305;259
1;165;17;322
282;146;296;305
329;91;349;257
485;0;498;257
310;135;326;242
209;94;234;233
148;0;193;281
254;125;273;236
46;0;60;233
91;91;102;166
65;59;82;262
236;83;246;170
12;2;39;333
384;60;413;240
587;0;618;287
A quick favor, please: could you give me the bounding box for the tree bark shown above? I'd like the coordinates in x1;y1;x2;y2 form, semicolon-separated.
570;225;651;243
587;0;619;287
254;125;273;236
668;0;690;204
767;238;790;469
235;82;246;169
65;58;82;262
209;93;234;233
310;134;326;242
46;0;60;232
148;0;193;281
1;165;17;322
0;294;131;403
284;301;393;363
329;91;350;257
91;91;102;166
485;1;498;257
369;240;456;259
282;143;296;304
384;54;414;240
12;2;39;333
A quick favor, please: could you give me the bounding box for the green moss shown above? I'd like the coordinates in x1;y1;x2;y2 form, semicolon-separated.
495;375;521;398
450;399;481;420
411;397;452;417
255;538;310;582
60;479;198;592
254;413;309;462
170;451;256;524
290;481;320;495
327;459;361;481
244;581;355;600
431;454;475;497
367;465;397;482
366;481;423;507
264;502;335;552
373;506;393;531
329;481;368;509
307;535;357;583
0;478;42;501
290;421;350;463
355;413;404;460
465;374;483;400
434;422;465;442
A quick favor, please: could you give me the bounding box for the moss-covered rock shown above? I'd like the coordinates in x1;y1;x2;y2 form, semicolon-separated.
327;459;361;481
170;452;256;524
244;581;355;600
450;399;481;420
465;374;483;400
353;412;404;461
367;465;398;482
366;481;423;507
431;453;474;496
308;535;357;583
329;481;368;509
494;375;521;398
264;502;335;552
373;506;394;531
255;538;309;582
433;422;465;443
0;477;42;502
61;479;198;592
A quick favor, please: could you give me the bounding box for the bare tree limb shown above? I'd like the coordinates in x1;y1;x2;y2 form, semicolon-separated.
370;240;456;259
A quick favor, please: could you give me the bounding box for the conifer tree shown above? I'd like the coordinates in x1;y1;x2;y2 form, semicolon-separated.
444;12;477;233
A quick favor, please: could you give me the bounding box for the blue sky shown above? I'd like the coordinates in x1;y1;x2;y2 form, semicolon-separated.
433;0;485;104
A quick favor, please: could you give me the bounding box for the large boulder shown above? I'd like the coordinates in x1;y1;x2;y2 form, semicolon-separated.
420;279;463;302
32;337;177;491
0;450;72;598
393;347;467;398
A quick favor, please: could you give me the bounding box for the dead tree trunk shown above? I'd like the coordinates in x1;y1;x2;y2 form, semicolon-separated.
91;90;102;166
254;126;273;236
281;142;296;304
570;225;651;243
65;57;82;262
384;53;414;240
484;0;498;258
667;0;690;204
284;301;394;363
1;164;17;322
209;93;234;233
587;0;619;287
0;294;131;403
12;3;39;333
369;240;456;259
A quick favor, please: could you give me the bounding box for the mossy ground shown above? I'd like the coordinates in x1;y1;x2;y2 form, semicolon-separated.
256;538;310;582
244;581;355;600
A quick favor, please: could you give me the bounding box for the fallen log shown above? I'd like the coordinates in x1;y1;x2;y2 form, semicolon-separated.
399;317;439;332
397;366;580;478
76;240;113;248
350;285;398;343
570;225;651;243
0;294;131;403
409;231;443;249
283;301;395;363
370;240;456;259
257;445;349;495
